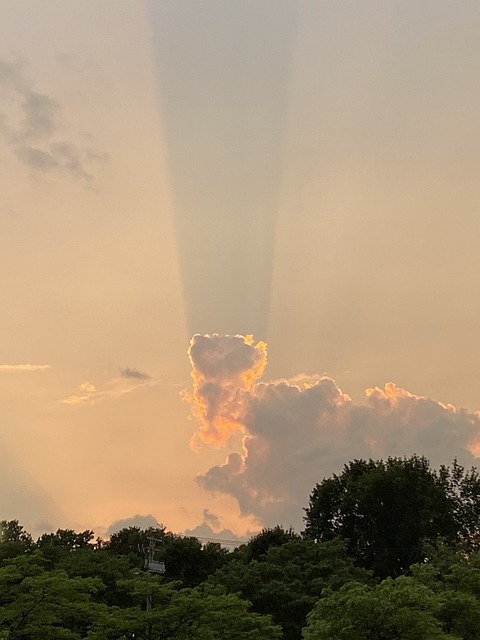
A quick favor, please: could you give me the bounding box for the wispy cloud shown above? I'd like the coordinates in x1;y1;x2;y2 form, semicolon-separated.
0;363;51;371
61;372;158;405
120;367;151;380
188;334;480;530
0;57;107;186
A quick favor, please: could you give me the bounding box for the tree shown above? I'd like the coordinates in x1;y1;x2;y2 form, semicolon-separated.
0;552;102;639
58;547;133;607
106;527;230;586
160;534;229;586
410;546;480;640
106;526;159;568
211;536;371;640
36;529;95;566
241;526;298;562
304;456;480;577
0;521;33;563
87;576;281;640
302;578;448;640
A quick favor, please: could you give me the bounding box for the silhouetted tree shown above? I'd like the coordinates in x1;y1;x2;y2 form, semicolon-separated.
304;456;480;577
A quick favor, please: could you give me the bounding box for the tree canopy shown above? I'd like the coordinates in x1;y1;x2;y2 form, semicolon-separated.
2;455;480;639
303;456;480;577
303;548;480;640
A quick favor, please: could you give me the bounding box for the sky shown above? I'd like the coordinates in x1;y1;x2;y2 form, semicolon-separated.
1;0;480;538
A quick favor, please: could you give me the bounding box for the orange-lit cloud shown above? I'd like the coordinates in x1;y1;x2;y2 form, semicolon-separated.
61;373;158;405
0;363;51;371
188;335;480;530
187;334;267;448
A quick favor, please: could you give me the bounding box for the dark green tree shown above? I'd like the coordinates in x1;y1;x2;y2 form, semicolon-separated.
36;529;95;566
0;521;33;564
211;536;371;640
241;526;298;562
87;576;281;640
58;547;133;607
106;526;229;586
160;534;229;586
304;456;480;577
106;526;167;573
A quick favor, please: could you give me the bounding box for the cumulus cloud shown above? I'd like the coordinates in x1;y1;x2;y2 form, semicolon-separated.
182;520;247;547
107;514;162;536
0;58;106;185
202;508;220;529
187;334;480;530
0;363;51;371
187;333;267;448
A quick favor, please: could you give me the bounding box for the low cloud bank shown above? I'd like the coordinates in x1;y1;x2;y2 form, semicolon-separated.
188;334;480;530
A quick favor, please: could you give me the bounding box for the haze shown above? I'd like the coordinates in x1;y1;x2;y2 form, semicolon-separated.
1;0;480;537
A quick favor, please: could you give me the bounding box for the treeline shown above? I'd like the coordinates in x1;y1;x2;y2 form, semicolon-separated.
1;455;480;639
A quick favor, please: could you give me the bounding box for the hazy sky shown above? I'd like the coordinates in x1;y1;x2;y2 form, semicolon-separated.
2;0;480;537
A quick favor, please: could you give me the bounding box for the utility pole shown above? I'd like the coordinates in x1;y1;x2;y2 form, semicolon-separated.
144;536;165;611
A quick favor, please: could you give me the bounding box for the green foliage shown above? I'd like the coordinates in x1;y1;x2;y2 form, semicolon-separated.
302;578;448;640
211;535;371;640
411;549;480;640
0;521;33;564
0;553;102;639
87;577;281;640
160;534;230;586
58;547;133;606
2;455;479;639
0;550;280;640
106;526;230;586
439;460;480;553
106;526;161;569
303;544;480;640
242;526;298;562
36;529;95;566
304;456;480;577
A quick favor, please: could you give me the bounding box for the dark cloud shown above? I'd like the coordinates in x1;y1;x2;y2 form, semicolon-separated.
0;58;27;93
182;518;247;547
21;91;60;139
0;57;106;186
107;514;162;536
120;367;151;381
15;146;59;171
188;335;480;531
202;508;220;529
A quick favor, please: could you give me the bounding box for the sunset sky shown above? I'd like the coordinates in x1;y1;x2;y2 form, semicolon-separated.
2;0;480;539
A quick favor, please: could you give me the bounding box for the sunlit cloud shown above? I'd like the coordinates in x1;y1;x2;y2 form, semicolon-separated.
188;334;480;529
187;334;267;449
61;373;159;405
0;363;51;371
